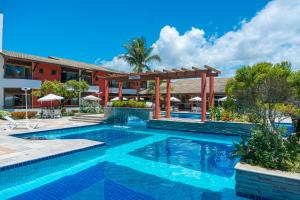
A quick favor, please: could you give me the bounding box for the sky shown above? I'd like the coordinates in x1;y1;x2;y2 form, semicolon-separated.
1;0;300;76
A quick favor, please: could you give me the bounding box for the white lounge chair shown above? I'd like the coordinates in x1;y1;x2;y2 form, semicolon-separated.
0;126;7;131
4;116;39;130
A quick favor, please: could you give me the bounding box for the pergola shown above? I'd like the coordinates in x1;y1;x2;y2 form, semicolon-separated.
101;65;221;122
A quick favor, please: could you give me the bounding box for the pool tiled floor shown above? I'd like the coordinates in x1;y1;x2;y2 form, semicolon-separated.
0;117;103;168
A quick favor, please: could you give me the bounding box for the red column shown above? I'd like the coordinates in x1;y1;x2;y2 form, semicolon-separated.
155;77;160;119
209;76;215;108
201;73;207;122
104;79;109;107
166;79;171;118
118;80;122;100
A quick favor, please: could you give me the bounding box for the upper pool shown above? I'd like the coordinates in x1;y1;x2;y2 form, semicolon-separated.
2;123;246;200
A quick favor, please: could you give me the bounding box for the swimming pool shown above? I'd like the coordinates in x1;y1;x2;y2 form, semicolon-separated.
1;124;246;199
161;111;205;119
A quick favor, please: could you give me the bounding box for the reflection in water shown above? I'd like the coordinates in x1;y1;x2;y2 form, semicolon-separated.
130;137;239;177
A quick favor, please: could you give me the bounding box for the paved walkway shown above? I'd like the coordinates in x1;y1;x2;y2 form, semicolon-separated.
0;117;103;168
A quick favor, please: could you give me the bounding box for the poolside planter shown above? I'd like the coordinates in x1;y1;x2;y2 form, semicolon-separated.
235;163;300;200
104;107;153;123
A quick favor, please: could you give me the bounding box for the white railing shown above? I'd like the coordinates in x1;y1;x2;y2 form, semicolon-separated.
0;78;41;89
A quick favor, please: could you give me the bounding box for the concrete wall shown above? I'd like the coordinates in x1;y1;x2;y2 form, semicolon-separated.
235;163;300;200
147;119;254;136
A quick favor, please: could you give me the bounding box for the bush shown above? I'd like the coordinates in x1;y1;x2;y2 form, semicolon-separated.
112;100;146;108
232;126;300;172
11;111;38;119
71;110;79;114
80;99;101;114
0;110;10;119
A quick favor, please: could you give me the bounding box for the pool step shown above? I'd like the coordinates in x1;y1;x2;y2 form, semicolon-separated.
70;114;107;123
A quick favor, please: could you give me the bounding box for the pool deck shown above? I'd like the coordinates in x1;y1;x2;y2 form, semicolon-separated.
0;117;104;168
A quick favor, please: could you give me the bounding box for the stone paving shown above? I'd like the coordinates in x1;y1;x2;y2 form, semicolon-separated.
0;117;103;167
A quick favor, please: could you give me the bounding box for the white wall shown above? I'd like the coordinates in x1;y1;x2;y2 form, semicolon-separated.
0;53;4;108
0;79;41;89
0;13;3;52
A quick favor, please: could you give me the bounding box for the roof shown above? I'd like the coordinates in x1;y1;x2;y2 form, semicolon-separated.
139;78;230;95
105;66;220;81
1;50;119;73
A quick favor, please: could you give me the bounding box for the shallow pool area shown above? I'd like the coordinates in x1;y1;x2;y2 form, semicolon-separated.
1;122;246;200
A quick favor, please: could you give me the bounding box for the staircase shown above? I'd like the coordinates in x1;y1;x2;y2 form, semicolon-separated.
70;114;107;123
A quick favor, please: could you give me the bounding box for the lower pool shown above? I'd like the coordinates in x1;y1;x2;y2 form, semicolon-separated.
2;124;246;200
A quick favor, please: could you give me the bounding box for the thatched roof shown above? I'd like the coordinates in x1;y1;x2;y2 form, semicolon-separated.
1;50;119;73
139;78;230;95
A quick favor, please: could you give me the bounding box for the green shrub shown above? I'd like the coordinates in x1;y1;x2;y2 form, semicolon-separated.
232;126;300;172
112;100;146;108
10;111;38;119
80;99;101;113
0;110;10;119
210;106;222;121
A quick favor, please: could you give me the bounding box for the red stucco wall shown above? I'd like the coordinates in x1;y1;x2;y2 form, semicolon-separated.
32;63;62;107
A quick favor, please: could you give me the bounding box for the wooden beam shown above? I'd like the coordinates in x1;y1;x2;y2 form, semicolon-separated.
163;69;172;73
205;65;221;74
192;66;201;71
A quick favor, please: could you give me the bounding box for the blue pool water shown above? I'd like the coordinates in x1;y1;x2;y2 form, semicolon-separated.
161;112;204;119
2;123;246;200
130;137;238;177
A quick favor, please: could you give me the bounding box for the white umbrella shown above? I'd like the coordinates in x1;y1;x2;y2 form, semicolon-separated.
83;95;100;101
170;97;181;102
189;96;202;102
38;93;64;108
110;97;128;101
217;96;227;102
38;94;64;102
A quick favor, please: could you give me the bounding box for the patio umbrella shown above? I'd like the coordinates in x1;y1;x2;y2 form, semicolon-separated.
37;94;64;108
38;94;64;102
83;95;100;101
110;97;128;101
189;96;202;102
217;96;227;102
170;97;181;102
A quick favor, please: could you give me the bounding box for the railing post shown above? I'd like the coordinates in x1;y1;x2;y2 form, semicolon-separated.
201;73;207;122
209;76;214;108
155;77;160;119
166;79;171;118
104;79;109;107
118;80;122;100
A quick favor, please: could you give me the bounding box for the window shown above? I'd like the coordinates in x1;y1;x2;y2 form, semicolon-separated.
82;72;92;85
4;64;32;79
51;69;57;75
4;88;32;108
109;80;118;87
61;69;79;82
39;68;44;74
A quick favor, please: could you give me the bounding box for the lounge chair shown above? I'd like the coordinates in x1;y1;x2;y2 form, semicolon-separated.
0;126;7;131
4;116;39;130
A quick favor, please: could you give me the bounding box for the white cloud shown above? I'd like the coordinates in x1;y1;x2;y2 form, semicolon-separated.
101;0;300;77
96;57;131;72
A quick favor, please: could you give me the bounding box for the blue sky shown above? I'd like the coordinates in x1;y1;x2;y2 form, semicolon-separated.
1;0;300;76
0;0;269;62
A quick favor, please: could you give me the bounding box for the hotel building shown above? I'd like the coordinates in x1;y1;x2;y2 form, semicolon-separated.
0;13;147;110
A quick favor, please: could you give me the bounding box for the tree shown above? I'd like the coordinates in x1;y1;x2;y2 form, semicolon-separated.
225;61;295;130
118;37;161;72
32;80;89;107
227;62;300;172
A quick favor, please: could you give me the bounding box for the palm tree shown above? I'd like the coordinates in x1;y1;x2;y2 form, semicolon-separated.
118;37;161;72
